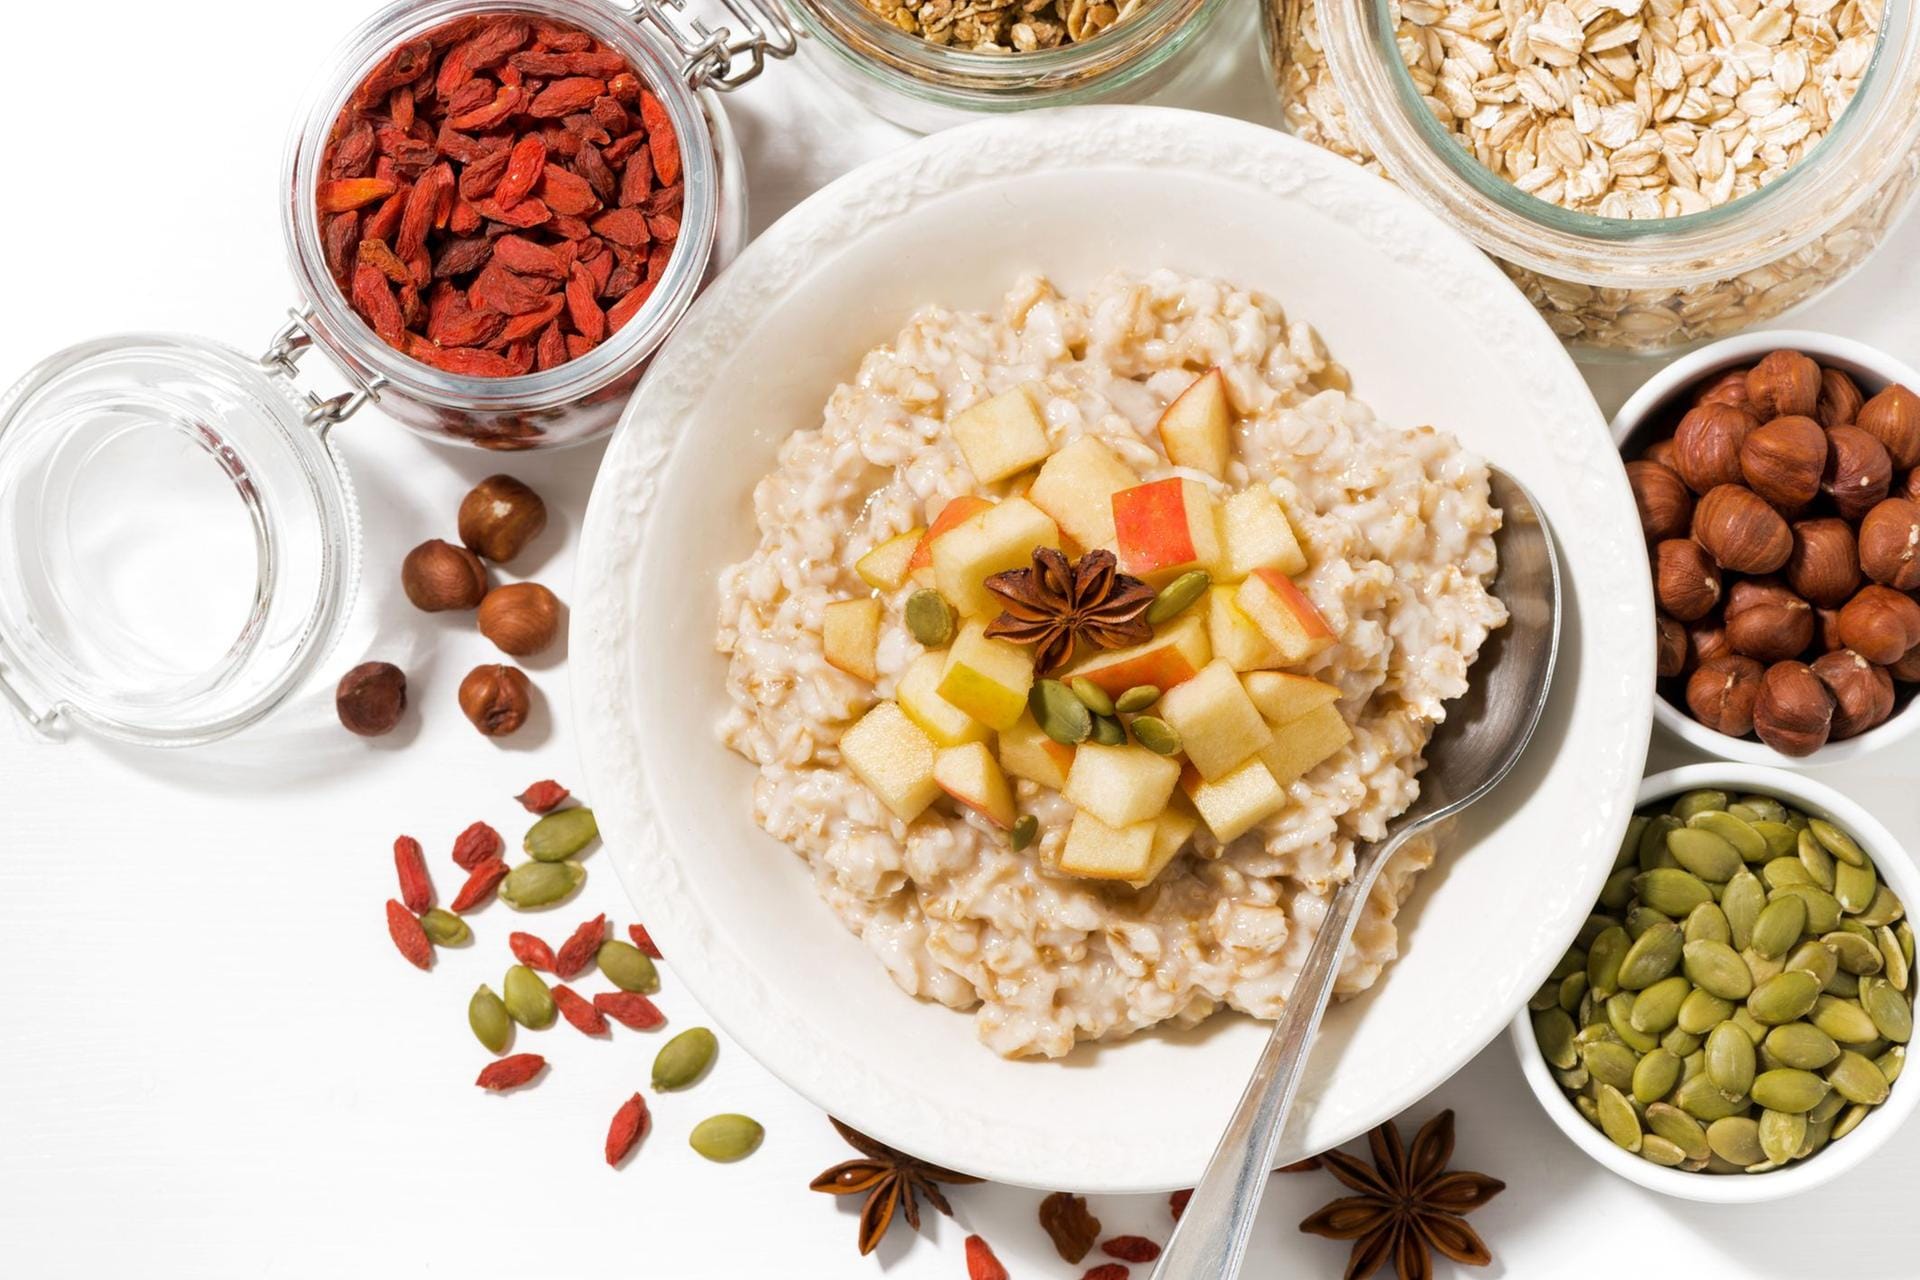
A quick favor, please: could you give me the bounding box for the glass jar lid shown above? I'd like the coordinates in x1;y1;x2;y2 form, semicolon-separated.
0;333;360;746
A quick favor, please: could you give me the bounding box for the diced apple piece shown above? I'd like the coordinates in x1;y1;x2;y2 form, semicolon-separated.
1027;436;1139;551
1131;807;1200;889
908;495;994;574
951;385;1051;485
932;497;1060;618
1236;569;1336;666
1157;368;1232;479
822;598;882;682
856;529;925;591
937;619;1035;731
897;651;989;748
1218;487;1307;581
1113;478;1220;582
1208;585;1281;672
1064;613;1212;698
841;702;940;822
1243;671;1342;724
1057;810;1156;882
998;713;1074;790
1062;742;1180;829
1157;659;1273;781
934;741;1017;829
1258;703;1353;787
1182;759;1287;843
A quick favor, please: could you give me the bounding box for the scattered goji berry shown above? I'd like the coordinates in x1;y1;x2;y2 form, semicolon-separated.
552;984;609;1036
593;992;665;1031
393;835;433;914
605;1093;650;1166
509;931;556;971
965;1235;1009;1280
1101;1237;1161;1263
1081;1267;1128;1280
1168;1188;1192;1221
553;913;606;978
516;780;570;813
627;924;661;959
450;857;509;913
385;899;432;970
476;1053;546;1091
451;821;502;870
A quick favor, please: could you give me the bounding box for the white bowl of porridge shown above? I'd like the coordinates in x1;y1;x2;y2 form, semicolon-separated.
573;107;1655;1191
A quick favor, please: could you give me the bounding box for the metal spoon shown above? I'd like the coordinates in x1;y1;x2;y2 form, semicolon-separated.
1151;467;1561;1280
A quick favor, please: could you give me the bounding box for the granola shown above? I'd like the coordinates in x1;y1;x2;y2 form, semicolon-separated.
864;0;1149;50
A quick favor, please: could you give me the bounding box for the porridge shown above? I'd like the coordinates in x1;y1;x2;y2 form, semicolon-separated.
715;270;1507;1058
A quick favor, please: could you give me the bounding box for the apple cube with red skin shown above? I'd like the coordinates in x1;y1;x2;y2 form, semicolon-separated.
1157;658;1273;781
1057;810;1157;882
908;496;994;576
1217;487;1307;581
998;712;1074;791
1062;741;1180;829
1258;702;1352;787
932;496;1060;617
1243;671;1341;724
1157;368;1232;479
1027;436;1139;551
1208;585;1282;672
937;620;1035;731
897;651;989;747
1181;758;1288;843
1236;569;1336;666
951;385;1052;485
822;598;882;683
1064;613;1212;698
1113;478;1220;582
841;701;940;822
934;741;1017;828
1130;807;1200;888
856;528;925;591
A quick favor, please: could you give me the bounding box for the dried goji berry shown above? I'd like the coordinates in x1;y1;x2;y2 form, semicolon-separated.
965;1236;1009;1280
1081;1267;1128;1280
553;913;606;978
1168;1188;1192;1220
509;931;556;970
565;265;605;344
529;77;606;118
474;197;552;229
590;207;649;249
475;1053;545;1091
540;164;600;217
606;280;656;334
593;991;665;1031
552;984;610;1036
450;857;509;913
318;177;399;212
496;295;567;345
627;924;661;959
351;263;406;346
517;780;570;813
385;899;432;970
393;835;433;914
491;234;564;278
451;821;501;870
1101;1237;1161;1263
357;237;412;285
618;147;653;207
363;188;408;243
605;1092;650;1166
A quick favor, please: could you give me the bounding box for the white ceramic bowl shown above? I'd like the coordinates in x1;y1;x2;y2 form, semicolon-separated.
1512;763;1919;1203
573;105;1655;1191
1611;329;1920;767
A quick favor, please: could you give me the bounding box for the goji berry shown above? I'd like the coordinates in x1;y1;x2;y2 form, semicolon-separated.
393;835;433;914
552;984;609;1036
965;1235;1009;1280
1081;1267;1128;1280
516;780;570;813
1168;1188;1191;1221
451;821;502;871
627;923;661;959
1101;1237;1161;1263
639;91;680;186
605;1092;650;1166
450;857;509;913
317;177;398;212
475;1053;545;1091
385;899;432;970
528;77;606;118
509;931;556;971
593;992;665;1031
553;913;606;978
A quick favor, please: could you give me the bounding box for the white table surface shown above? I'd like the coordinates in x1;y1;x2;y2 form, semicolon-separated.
3;2;1919;1276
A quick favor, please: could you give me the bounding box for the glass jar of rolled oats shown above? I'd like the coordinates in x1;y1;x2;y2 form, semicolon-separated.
1267;0;1920;355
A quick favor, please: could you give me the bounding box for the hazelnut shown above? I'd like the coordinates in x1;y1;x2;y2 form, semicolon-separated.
1784;517;1861;608
1816;367;1865;430
1891;644;1920;682
1821;425;1893;521
1856;383;1920;469
1857;496;1920;590
335;661;407;736
1692;484;1792;574
1723;578;1814;664
459;663;533;737
477;582;562;656
1836;585;1920;666
1657;614;1688;678
1643;438;1680;471
1687;655;1764;737
1654;538;1722;621
1626;459;1694;542
1695;367;1753;410
459;474;549;564
1815;607;1845;655
1902;466;1920;503
1673;403;1757;494
402;539;489;612
1738;415;1827;509
1746;350;1821;419
1811;649;1895;739
1752;660;1835;756
1688;616;1730;669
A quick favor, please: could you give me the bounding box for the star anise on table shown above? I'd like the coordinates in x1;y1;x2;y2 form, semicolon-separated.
1298;1110;1504;1280
984;547;1155;675
809;1117;984;1256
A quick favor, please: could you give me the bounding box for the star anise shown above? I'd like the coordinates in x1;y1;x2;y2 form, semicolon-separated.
809;1117;984;1256
1298;1110;1504;1280
984;547;1155;674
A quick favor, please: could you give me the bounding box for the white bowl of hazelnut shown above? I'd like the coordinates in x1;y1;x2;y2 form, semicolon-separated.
1613;331;1920;765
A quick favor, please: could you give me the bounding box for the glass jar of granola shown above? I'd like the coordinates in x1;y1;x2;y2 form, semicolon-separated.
1267;0;1920;355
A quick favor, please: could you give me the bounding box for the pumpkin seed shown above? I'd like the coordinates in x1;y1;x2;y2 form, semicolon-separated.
1630;976;1691;1034
1576;1095;1601;1126
1588;926;1631;998
1722;871;1766;951
499;860;585;909
1663;1027;1703;1057
688;1113;763;1162
503;965;555;1029
1669;827;1743;882
1859;977;1911;1043
1678;989;1736;1035
1827;1050;1891;1105
1581;1040;1640;1091
1706;1116;1764;1165
469;984;512;1053
1762;857;1813;891
1771;884;1841;935
1031;680;1092;745
1750;1068;1831;1114
1737;795;1789;825
1826;970;1860;998
1625;906;1671;940
1749;895;1806;959
1729;1009;1769;1045
1617;815;1650;870
1800;1113;1834;1158
1559;972;1589;1014
1146;571;1210;624
1639;1135;1688;1167
1833;860;1879;916
1831;1102;1872;1141
1676;1074;1748;1121
1811;995;1880;1044
524;808;599;862
1743;948;1784;987
1555;1066;1591;1090
1619;922;1684;990
1672;790;1729;821
1750;820;1799;861
1749;971;1823;1025
1011;814;1039;852
1900;921;1915;967
1089;713;1126;746
1689;811;1766;863
1551;945;1588;981
1784;940;1837;988
1534;1008;1579;1069
1684;903;1731;946
1635;1048;1682;1104
1796;829;1837;891
1637;869;1713;917
1757;1109;1806;1164
1765;1022;1840;1070
1068;677;1115;717
904;590;955;647
1808;1088;1848;1126
1599;866;1637;911
1875;1044;1905;1085
1645;1104;1711;1161
1824;931;1883;976
1875;926;1908;990
1130;716;1182;757
1596;1083;1643;1152
419;908;471;946
1114;685;1161;714
652;1027;718;1090
597;940;658;994
1809;818;1867;867
1608;993;1659;1052
1639;815;1682;871
1682;1049;1706;1081
1684;940;1753;1000
1854;883;1906;929
1706;1022;1756;1099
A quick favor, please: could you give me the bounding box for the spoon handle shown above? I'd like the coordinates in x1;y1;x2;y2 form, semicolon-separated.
1149;832;1405;1280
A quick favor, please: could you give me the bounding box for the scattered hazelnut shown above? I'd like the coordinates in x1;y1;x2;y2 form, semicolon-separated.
459;663;533;737
1856;383;1920;469
335;661;407;736
1642;438;1680;471
1821;425;1893;521
1672;404;1757;494
1738;415;1827;509
1836;585;1920;666
459;474;549;564
402;539;488;612
1815;607;1845;655
1657;614;1688;678
1723;578;1814;664
1692;484;1792;575
1857;496;1920;590
1784;517;1861;608
1746;350;1821;420
1815;367;1865;430
1687;655;1764;737
1687;616;1729;669
1752;660;1835;756
1811;649;1895;740
1695;367;1753;411
1654;538;1722;621
1626;460;1694;542
477;582;562;656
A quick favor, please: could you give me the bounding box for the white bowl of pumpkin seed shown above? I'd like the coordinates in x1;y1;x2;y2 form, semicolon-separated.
1511;764;1917;1202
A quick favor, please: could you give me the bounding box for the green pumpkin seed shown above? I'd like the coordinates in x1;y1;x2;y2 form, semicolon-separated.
1796;829;1837;891
1859;977;1911;1043
1552;945;1588;981
1663;1027;1703;1057
1645;1104;1711;1161
1729;1008;1769;1045
1089;713;1126;746
1559;972;1589;1014
1800;1113;1834;1157
1771;884;1842;935
1824;931;1883;976
1827;1050;1891;1105
1812;995;1880;1044
499;860;585;909
1737;795;1789;825
1875;1044;1905;1085
1900;921;1915;967
1637;869;1714;918
1608;993;1659;1052
503;965;556;1029
1682;1048;1707;1081
1068;677;1115;717
1751;821;1799;861
1826;970;1860;998
1784;940;1838;988
469;984;511;1053
1854;884;1906;929
1556;1066;1591;1090
1684;903;1732;946
1831;1102;1872;1141
419;908;471;946
1634;1048;1682;1104
1744;948;1785;987
1677;1073;1748;1121
1706;1116;1764;1165
1762;856;1813;891
1756;1043;1787;1074
1689;811;1766;863
1750;1068;1831;1114
1630;976;1691;1034
1625;906;1672;940
1684;940;1754;1000
1146;571;1210;625
1598;866;1637;911
1640;815;1682;871
1031;680;1092;746
1757;1109;1806;1164
1875;926;1909;990
1722;871;1766;951
1581;1040;1640;1091
1639;1135;1688;1166
1619;922;1684;990
597;940;658;994
1617;815;1650;870
1678;989;1736;1035
1808;1088;1848;1125
1809;818;1867;867
1114;685;1161;714
1672;790;1729;821
688;1113;763;1162
1596;1083;1643;1152
1706;1022;1756;1099
1669;827;1743;882
1833;860;1879;916
525;808;599;862
904;590;956;647
1575;1095;1601;1127
1534;1008;1579;1069
1130;716;1182;757
1764;1022;1840;1070
1011;814;1039;852
1748;971;1823;1025
652;1027;718;1090
1588;926;1631;998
